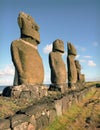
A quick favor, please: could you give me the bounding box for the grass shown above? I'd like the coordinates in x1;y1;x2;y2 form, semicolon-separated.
0;97;33;119
0;81;99;123
45;87;100;130
85;81;100;87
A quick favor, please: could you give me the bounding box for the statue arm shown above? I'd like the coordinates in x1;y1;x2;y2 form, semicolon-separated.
11;42;23;76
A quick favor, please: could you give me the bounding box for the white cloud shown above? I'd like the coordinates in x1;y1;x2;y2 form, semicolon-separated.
63;51;67;56
88;60;96;67
80;47;86;51
43;44;52;54
83;55;92;58
0;64;14;85
0;78;13;86
75;54;80;59
79;59;86;62
93;42;99;47
0;64;14;76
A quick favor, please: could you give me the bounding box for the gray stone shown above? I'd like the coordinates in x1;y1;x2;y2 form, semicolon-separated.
27;123;35;130
29;115;36;128
13;122;28;130
11;114;29;128
36;115;49;130
48;109;57;123
55;99;62;116
0;119;10;130
62;97;69;114
8;84;48;101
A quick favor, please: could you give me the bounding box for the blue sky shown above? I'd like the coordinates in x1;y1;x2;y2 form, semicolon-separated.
0;0;100;85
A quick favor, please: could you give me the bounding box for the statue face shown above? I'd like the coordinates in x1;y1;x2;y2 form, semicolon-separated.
53;39;64;53
18;12;40;43
18;12;39;31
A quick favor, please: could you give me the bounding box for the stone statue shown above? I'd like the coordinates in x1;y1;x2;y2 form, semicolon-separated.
75;60;85;83
11;12;44;85
67;42;77;88
49;39;67;91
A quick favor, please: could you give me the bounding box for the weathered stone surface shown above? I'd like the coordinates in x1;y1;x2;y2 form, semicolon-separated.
55;99;62;116
52;39;64;52
36;115;49;130
75;60;81;71
13;122;28;130
81;74;85;82
67;55;77;85
49;39;67;85
0;119;10;130
67;42;77;88
28;123;35;130
48;109;57;123
75;60;85;83
75;60;81;81
11;12;44;85
29;115;36;128
11;114;29;128
18;12;40;43
3;85;48;102
62;97;69;114
11;39;44;85
67;42;77;56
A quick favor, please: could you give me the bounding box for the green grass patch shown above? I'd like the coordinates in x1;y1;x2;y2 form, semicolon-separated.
45;104;82;130
45;86;99;130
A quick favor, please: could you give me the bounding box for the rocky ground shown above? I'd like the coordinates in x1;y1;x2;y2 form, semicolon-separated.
68;87;100;130
45;86;100;130
0;82;100;130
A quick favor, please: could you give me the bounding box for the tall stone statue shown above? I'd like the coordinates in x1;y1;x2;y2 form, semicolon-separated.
11;12;44;85
67;42;77;88
49;39;67;91
75;60;85;83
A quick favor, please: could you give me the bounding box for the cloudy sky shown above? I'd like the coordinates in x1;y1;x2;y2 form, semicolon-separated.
0;0;100;85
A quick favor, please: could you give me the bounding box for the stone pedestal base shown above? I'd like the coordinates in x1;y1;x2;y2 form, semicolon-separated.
2;84;48;100
49;84;67;93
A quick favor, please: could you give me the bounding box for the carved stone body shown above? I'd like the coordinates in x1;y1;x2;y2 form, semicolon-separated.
67;42;77;87
49;39;67;85
75;60;81;82
11;12;44;85
75;60;85;83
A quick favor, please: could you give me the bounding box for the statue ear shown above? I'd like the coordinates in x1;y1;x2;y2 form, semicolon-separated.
17;16;23;29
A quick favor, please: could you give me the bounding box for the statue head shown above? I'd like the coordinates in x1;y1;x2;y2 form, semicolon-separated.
18;12;40;44
67;42;77;56
52;39;64;53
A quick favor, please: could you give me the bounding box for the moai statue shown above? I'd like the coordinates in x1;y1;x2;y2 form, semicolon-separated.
75;60;81;82
11;12;44;85
75;60;85;83
67;42;77;88
49;39;67;91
